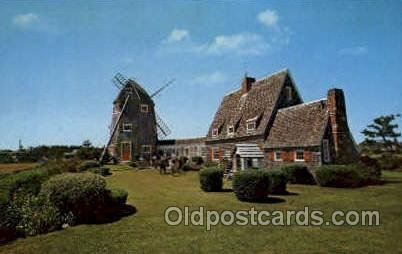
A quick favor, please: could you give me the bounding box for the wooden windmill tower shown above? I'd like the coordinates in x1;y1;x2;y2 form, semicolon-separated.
100;73;173;162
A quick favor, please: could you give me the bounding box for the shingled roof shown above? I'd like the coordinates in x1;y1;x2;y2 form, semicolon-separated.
114;79;153;106
264;99;328;148
207;69;295;140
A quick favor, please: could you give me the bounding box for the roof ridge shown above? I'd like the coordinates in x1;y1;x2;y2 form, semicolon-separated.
278;98;327;111
255;68;289;82
223;68;289;97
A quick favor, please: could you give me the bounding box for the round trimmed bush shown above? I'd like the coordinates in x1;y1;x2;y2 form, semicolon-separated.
265;170;288;194
199;167;224;192
109;187;128;206
281;164;316;185
315;165;363;188
232;170;270;201
39;173;109;223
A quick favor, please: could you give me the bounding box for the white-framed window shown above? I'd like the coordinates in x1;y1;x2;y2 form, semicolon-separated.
246;122;256;132
295;150;305;161
140;104;149;113
274;150;282;161
142;145;152;154
285;86;292;101
212;128;219;137
323;139;330;162
227;125;235;135
211;147;220;161
122;123;132;132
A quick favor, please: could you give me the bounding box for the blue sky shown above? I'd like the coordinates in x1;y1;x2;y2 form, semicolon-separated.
0;1;401;149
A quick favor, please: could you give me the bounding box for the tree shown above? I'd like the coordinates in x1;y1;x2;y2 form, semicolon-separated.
82;140;92;148
361;114;401;154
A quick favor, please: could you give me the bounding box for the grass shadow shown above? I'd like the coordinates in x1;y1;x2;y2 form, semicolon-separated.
242;196;286;204
221;188;233;192
272;191;299;196
92;204;137;224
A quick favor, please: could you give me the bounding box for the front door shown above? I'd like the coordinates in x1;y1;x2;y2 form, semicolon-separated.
121;142;132;161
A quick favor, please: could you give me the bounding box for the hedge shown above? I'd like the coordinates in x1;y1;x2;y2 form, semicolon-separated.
39;173;109;223
199;167;224;192
281;164;316;185
265;170;288;194
232;170;270;201
315;165;363;188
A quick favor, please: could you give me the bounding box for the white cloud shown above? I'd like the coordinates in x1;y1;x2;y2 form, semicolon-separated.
338;46;368;56
12;13;39;29
258;9;278;27
203;33;270;56
191;71;227;86
163;28;190;43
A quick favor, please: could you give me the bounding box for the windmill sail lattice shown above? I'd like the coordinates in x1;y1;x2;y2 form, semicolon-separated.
155;112;171;139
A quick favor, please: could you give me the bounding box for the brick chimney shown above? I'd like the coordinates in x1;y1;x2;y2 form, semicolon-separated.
327;88;359;163
241;76;255;94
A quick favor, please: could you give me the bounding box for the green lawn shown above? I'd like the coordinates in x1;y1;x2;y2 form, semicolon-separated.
1;167;402;253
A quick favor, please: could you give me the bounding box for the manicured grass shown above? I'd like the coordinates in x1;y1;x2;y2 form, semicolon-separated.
1;167;402;253
0;163;38;173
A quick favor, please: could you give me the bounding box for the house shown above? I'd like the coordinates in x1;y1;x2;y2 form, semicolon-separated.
102;68;359;169
205;69;359;170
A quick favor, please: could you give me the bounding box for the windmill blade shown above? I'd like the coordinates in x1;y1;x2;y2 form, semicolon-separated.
150;78;175;98
100;94;131;162
155;112;171;139
112;72;129;88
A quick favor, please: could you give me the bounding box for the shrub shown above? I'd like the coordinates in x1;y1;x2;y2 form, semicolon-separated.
40;173;109;223
192;156;204;165
0;153;15;163
315;165;363;188
281;164;316;185
357;156;382;185
0;169;48;205
99;166;111;176
78;160;100;171
40;160;79;175
378;154;402;170
15;196;65;236
108;188;128;206
204;161;219;168
0;203;19;243
179;156;189;165
232;170;270;201
199;167;224;192
265;170;288;194
89;167;111;176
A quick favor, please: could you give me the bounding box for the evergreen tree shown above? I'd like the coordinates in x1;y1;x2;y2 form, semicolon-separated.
361;114;400;153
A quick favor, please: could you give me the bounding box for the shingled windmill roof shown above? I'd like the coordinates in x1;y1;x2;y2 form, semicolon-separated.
114;79;154;106
206;69;296;140
264;99;329;148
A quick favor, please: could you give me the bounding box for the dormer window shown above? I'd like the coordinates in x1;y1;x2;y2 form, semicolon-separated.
140;104;149;113
246;122;256;132
212;129;219;137
227;125;235;136
285;86;292;101
123;123;132;132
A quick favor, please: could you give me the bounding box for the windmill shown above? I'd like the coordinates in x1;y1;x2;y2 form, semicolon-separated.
100;73;174;162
